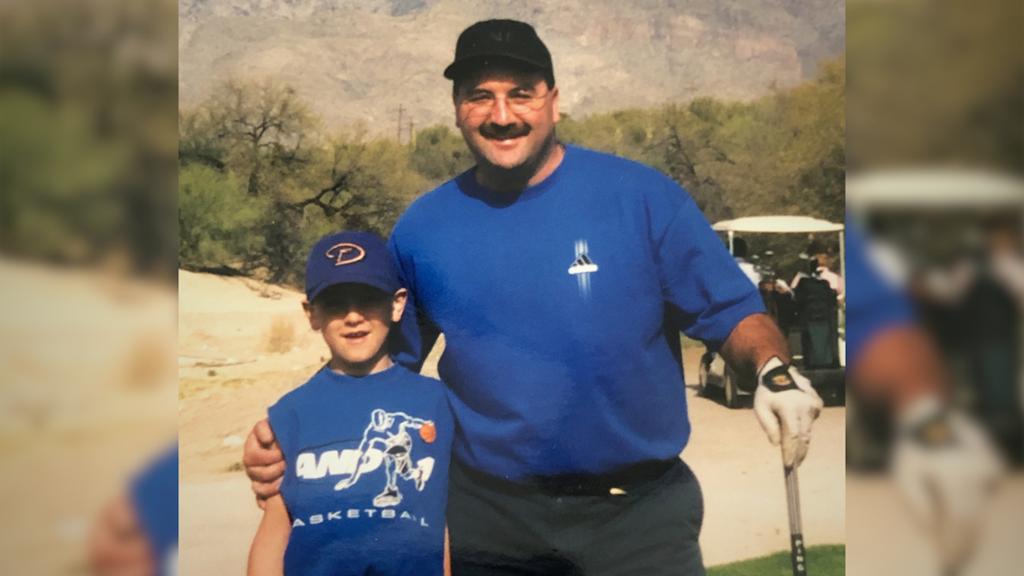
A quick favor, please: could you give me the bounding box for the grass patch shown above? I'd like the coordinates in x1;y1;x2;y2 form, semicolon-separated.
265;315;296;354
708;545;844;576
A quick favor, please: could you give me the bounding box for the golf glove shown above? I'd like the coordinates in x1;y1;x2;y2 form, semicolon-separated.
753;357;824;468
892;395;1004;572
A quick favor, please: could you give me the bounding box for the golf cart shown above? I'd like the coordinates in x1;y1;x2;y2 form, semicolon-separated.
846;168;1024;468
698;215;846;408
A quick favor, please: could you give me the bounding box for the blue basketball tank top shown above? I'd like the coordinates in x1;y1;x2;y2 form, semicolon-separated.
268;364;454;576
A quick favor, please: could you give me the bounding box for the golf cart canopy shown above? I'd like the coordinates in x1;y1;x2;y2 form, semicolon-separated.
847;169;1024;209
712;216;845;234
713;215;846;282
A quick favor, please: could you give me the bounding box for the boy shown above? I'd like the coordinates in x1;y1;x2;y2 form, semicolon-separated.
247;231;453;576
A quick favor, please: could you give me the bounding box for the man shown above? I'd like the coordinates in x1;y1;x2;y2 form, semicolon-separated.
731;237;763;287
245;20;823;575
789;240;844;298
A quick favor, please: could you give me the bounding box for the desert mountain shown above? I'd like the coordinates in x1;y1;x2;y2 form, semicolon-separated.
179;0;843;133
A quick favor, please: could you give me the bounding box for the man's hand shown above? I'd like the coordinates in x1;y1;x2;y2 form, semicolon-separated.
88;493;156;576
892;396;1004;572
243;418;286;508
753;357;824;468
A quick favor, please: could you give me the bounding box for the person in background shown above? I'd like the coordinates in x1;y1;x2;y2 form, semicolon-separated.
790;239;844;298
732;237;762;287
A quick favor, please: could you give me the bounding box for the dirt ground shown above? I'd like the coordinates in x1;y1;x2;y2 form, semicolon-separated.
0;259;177;575
846;472;1024;576
178;269;846;573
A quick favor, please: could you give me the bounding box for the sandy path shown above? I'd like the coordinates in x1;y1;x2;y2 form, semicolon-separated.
846;473;1024;576
686;391;845;565
0;260;177;574
178;270;845;572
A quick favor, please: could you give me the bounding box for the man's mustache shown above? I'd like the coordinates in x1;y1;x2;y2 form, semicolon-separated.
480;123;531;140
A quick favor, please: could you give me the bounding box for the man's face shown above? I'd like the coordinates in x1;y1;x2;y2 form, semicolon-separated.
305;285;407;374
454;68;559;177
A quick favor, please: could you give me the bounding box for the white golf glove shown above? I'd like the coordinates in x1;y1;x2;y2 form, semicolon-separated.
753;357;825;468
892;395;1004;572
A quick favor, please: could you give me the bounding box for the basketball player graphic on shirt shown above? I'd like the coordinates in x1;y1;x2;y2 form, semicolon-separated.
335;409;437;507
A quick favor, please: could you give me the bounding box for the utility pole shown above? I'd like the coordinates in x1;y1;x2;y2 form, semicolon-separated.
396;104;404;144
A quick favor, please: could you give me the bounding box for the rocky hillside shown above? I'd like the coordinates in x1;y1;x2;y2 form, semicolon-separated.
179;0;843;132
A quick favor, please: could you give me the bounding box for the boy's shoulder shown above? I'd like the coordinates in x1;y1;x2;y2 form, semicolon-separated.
271;364;446;411
268;367;329;414
389;364;449;398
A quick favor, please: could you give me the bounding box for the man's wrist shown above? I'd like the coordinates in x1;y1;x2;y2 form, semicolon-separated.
757;356;797;391
896;394;954;446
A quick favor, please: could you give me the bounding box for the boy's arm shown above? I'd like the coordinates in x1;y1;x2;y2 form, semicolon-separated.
87;492;156;576
247;494;290;576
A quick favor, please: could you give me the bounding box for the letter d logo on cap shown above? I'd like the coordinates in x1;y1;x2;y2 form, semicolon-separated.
326;242;366;266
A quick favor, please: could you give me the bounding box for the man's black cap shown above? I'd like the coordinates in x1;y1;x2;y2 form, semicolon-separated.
443;19;554;81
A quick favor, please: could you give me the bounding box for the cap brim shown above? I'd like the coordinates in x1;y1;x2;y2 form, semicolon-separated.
307;280;397;303
443;54;549;80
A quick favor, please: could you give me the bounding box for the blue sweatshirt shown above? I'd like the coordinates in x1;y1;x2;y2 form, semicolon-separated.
390;145;764;480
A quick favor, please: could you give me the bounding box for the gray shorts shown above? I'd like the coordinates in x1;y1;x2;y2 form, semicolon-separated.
448;458;705;576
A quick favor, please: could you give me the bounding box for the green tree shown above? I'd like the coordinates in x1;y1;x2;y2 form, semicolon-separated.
178;164;267;271
410;125;473;183
0;90;126;263
556;58;844;225
267;130;429;283
190;79;318;198
1;0;178;276
176;58;845;285
178;108;227;170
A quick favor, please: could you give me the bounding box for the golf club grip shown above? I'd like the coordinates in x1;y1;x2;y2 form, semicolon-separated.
784;465;807;576
790;532;807;575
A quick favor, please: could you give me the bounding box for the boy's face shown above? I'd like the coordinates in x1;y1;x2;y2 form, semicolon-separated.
304;284;408;375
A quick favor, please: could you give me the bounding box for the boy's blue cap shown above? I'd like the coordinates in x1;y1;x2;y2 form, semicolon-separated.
305;231;401;302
